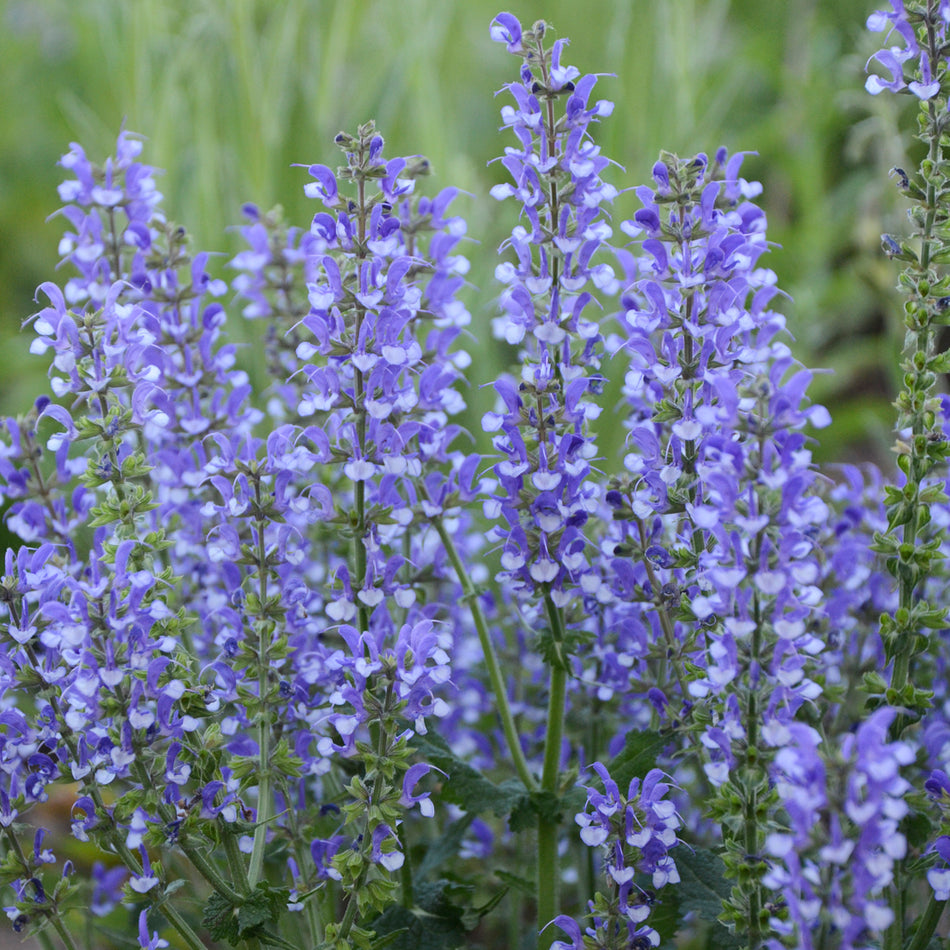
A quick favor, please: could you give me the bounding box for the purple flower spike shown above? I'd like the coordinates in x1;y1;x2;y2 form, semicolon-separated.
865;1;946;100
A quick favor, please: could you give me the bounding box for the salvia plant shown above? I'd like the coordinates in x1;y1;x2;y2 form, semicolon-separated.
3;4;950;950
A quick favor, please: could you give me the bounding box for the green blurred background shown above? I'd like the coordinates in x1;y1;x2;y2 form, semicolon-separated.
0;0;917;465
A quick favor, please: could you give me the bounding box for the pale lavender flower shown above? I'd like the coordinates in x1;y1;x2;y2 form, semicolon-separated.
865;1;950;99
765;708;916;948
484;13;618;609
566;762;680;947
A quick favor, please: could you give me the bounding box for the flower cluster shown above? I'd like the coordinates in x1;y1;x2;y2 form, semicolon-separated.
763;709;916;948
484;13;617;611
865;0;950;99
2;6;950;950
549;763;680;950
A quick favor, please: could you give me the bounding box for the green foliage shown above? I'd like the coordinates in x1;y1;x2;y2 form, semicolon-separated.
410;731;526;818
672;847;742;950
603;728;670;793
202;881;290;946
371;879;489;950
414;814;475;882
0;0;900;468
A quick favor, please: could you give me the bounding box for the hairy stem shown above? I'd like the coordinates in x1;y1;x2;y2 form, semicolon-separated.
537;592;569;950
432;515;537;792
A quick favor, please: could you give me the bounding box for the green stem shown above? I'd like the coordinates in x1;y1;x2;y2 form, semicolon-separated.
1;828;78;950
635;517;690;700
34;928;57;950
275;777;324;945
537;593;569;950
904;893;945;950
45;915;80;950
128;761;245;905
249;479;273;889
336;680;402;944
887;9;944;943
156;898;210;950
220;815;253;897
431;516;537;792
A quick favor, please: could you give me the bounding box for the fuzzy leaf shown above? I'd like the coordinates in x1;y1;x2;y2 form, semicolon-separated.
415;813;475;882
203;892;240;945
672;847;740;949
646;883;680;949
604;729;669;792
237;882;286;936
411;732;526;818
371;880;473;950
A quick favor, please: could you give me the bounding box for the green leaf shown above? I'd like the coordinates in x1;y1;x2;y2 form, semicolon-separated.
202;882;287;946
410;732;526;818
507;788;582;833
459;886;508;931
674;846;729;917
371;880;472;950
415;813;475;882
604;729;669;792
507;793;535;833
237;881;286;936
493;868;535;895
644;881;680;949
203;891;240;945
672;847;741;950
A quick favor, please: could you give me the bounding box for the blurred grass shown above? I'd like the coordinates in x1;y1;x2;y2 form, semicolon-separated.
0;0;914;465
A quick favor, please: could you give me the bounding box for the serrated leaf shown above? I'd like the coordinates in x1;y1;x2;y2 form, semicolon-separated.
645;882;679;949
411;732;526;818
604;729;669;793
507;793;535;833
237;881;285;936
507;789;569;833
202;891;240;944
672;847;740;950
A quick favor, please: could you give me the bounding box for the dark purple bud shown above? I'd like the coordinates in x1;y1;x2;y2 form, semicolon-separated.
651;161;670;190
926;769;950;799
646;545;672;568
647;687;668;716
890;166;910;190
881;234;901;257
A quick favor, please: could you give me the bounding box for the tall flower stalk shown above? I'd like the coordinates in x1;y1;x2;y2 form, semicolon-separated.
866;0;950;727
487;15;620;945
866;2;950;944
6;7;950;950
